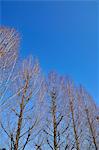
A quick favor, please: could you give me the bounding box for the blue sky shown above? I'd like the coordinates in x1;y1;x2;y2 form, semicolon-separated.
1;1;99;104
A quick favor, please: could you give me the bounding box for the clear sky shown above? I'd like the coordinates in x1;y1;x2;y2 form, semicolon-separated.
1;1;99;104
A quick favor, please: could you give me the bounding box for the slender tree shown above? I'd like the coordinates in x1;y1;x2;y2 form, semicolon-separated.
0;27;19;148
0;27;19;104
44;72;68;150
61;78;86;150
77;86;99;150
0;56;46;150
66;80;80;150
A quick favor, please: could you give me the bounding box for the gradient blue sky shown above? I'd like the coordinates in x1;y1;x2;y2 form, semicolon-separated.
1;1;99;104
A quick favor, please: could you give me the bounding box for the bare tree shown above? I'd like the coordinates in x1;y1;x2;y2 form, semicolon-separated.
0;27;98;150
0;56;46;150
60;77;89;150
43;72;68;150
65;80;81;150
0;27;19;148
0;27;19;105
77;86;99;150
